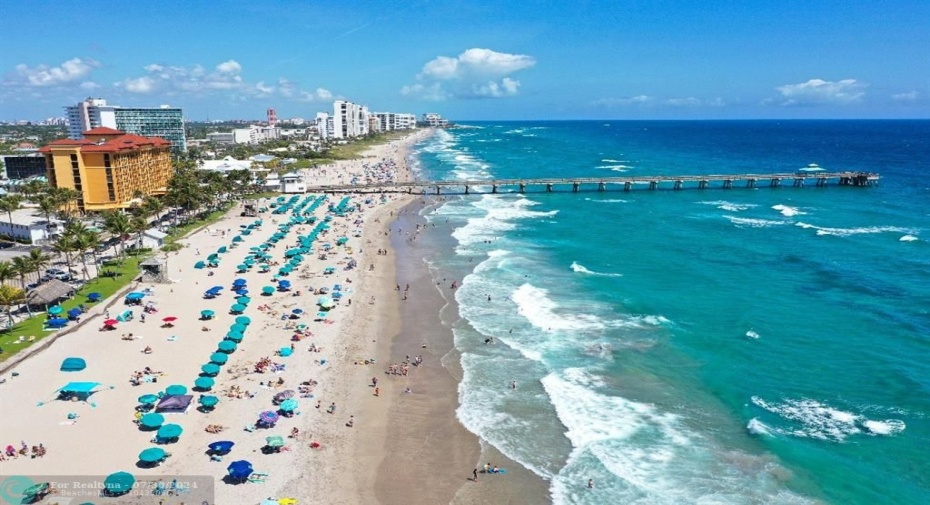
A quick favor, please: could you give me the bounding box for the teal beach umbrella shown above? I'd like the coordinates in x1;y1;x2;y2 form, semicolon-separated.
218;340;237;352
104;472;135;495
210;352;228;364
138;447;167;463
201;363;221;375
140;413;165;429
195;377;215;390
157;423;183;439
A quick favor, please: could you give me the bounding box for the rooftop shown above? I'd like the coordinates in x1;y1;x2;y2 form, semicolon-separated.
38;132;171;153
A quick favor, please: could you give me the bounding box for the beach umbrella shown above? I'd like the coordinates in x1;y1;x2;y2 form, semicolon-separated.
279;399;298;412
199;395;219;409
165;384;187;396
262;286;275;295
210;352;228;364
233;235;243;243
278;279;291;287
237;296;251;305
200;310;215;319
236;264;248;272
104;318;119;327
201;363;221;375
162;316;178;323
273;390;295;403
67;308;83;319
157;423;183;440
209;285;223;292
48;305;64;315
104;472;135;495
317;297;334;309
126;292;145;300
208;253;219;260
259;410;279;424
140;413;165;429
265;435;285;448
226;331;244;342
138;394;159;405
195;377;215;390
218;246;228;253
218;340;237;352
235;316;251;325
139;447;167;463
194;261;206;269
227;460;253;480
230;322;247;332
233;278;247;286
46;317;69;328
230;304;246;314
88;292;102;302
279;347;293;357
291;308;303;315
208;440;234;454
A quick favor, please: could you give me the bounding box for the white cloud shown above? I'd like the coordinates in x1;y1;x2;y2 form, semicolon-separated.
666;96;726;107
592;95;653;107
891;91;919;102
403;48;535;100
767;78;866;106
79;81;100;90
117;60;330;101
8;58;100;87
216;60;242;74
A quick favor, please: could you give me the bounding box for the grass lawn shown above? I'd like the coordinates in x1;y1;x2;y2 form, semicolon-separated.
326;131;408;160
0;256;143;362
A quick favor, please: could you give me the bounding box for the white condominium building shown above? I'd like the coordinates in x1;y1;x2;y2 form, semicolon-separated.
373;112;418;132
332;100;370;139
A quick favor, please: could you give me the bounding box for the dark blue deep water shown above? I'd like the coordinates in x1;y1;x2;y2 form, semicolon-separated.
410;121;930;504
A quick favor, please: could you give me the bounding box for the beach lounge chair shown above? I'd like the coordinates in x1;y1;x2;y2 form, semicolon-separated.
248;473;268;483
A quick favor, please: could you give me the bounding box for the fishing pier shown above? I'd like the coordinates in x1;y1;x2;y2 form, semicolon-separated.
307;171;879;195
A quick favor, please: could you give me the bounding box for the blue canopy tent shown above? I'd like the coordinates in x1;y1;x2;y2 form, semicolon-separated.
60;357;87;372
41;382;111;406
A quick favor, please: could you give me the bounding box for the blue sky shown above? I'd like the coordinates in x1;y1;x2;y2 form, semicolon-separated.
1;0;928;121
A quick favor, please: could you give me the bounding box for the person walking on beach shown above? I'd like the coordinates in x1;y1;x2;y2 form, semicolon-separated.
473;468;479;482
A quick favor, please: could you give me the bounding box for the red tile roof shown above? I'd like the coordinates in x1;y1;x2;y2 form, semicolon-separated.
38;133;171;153
83;127;125;135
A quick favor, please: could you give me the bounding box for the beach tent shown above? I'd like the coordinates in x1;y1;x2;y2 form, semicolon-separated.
51;382;107;403
60;357;87;372
227;460;253;481
116;310;133;322
194;377;215;390
104;472;135;496
139;413;165;429
155;394;193;413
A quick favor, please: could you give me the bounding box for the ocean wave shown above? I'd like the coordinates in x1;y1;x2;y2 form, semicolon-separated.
584;198;628;204
697;200;757;212
795;222;917;237
595;164;633;171
451;196;558;249
772;204;806;217
747;418;773;436
750;396;906;441
570;261;623;277
513;284;608;332
723;215;787;228
601;158;627;163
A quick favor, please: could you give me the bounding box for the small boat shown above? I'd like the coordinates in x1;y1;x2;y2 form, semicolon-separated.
797;163;826;174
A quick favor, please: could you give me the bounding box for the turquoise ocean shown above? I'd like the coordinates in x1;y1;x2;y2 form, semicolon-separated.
408;121;930;504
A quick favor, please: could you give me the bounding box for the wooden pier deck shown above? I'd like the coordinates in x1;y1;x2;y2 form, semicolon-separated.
307;171;879;194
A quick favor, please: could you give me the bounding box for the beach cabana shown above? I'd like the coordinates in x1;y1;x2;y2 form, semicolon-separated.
60;357;86;372
210;353;229;364
201;363;221;375
200;309;215;320
104;472;135;496
165;385;188;396
139;447;168;464
156;423;183;441
194;377;215;390
227;460;253;482
199;395;219;410
155;394;193;413
218;340;237;353
139;413;165;429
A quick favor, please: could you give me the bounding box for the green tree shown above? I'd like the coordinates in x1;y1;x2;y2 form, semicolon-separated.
0;195;23;239
0;284;26;329
52;234;77;280
143;196;165;229
11;255;31;288
74;229;101;280
27;248;52;283
102;211;131;261
0;260;15;285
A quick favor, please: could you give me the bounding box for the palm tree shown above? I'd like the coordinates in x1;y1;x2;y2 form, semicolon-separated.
102;211;131;261
52;234;77;280
143;196;165;230
27;248;53;283
11;256;31;289
130;216;148;252
74;230;100;280
0;284;26;329
0;260;15;286
37;195;59;228
19;179;48;202
0;195;23;239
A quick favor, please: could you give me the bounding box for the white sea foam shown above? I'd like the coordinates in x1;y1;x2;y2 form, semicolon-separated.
513;284;607;332
451;195;558;249
601;158;627;163
595;164;633;171
745;330;761;339
723;215;787;228
570;261;623;277
772;204;806;217
750;396;905;441
584;197;628;204
900;234;919;242
795;222;916;237
698;200;757;212
747;418;773;436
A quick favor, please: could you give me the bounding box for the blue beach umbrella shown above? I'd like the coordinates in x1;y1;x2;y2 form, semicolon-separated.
262;286;275;295
210;352;228;364
139;447;167;463
165;384;187;396
87;292;102;302
279;399;298;412
227;460;253;480
233;278;247;286
104;472;135;495
46;318;69;328
138;394;159;406
201;363;221;375
126;292;145;300
235;316;251;325
157;423;183;440
195;377;215;390
201;309;215;319
209;440;234;454
139;413;165;429
230;323;247;333
199;395;219;409
67;308;82;319
230;304;246;314
226;331;244;342
237;296;251;305
218;340;237;352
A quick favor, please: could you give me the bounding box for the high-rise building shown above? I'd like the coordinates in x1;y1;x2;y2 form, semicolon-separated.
39;127;173;212
64;98;187;156
332;100;370;139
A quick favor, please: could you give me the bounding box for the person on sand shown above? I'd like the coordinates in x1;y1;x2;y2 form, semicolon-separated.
142;346;152;354
374;387;379;397
346;415;354;427
473;468;479;482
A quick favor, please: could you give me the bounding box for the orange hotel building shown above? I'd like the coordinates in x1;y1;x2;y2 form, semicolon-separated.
39;127;173;212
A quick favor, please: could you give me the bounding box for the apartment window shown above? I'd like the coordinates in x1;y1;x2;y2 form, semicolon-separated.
104;153;111;168
70;153;79;169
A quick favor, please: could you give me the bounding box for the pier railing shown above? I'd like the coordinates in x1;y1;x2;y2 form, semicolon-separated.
306;172;879;194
